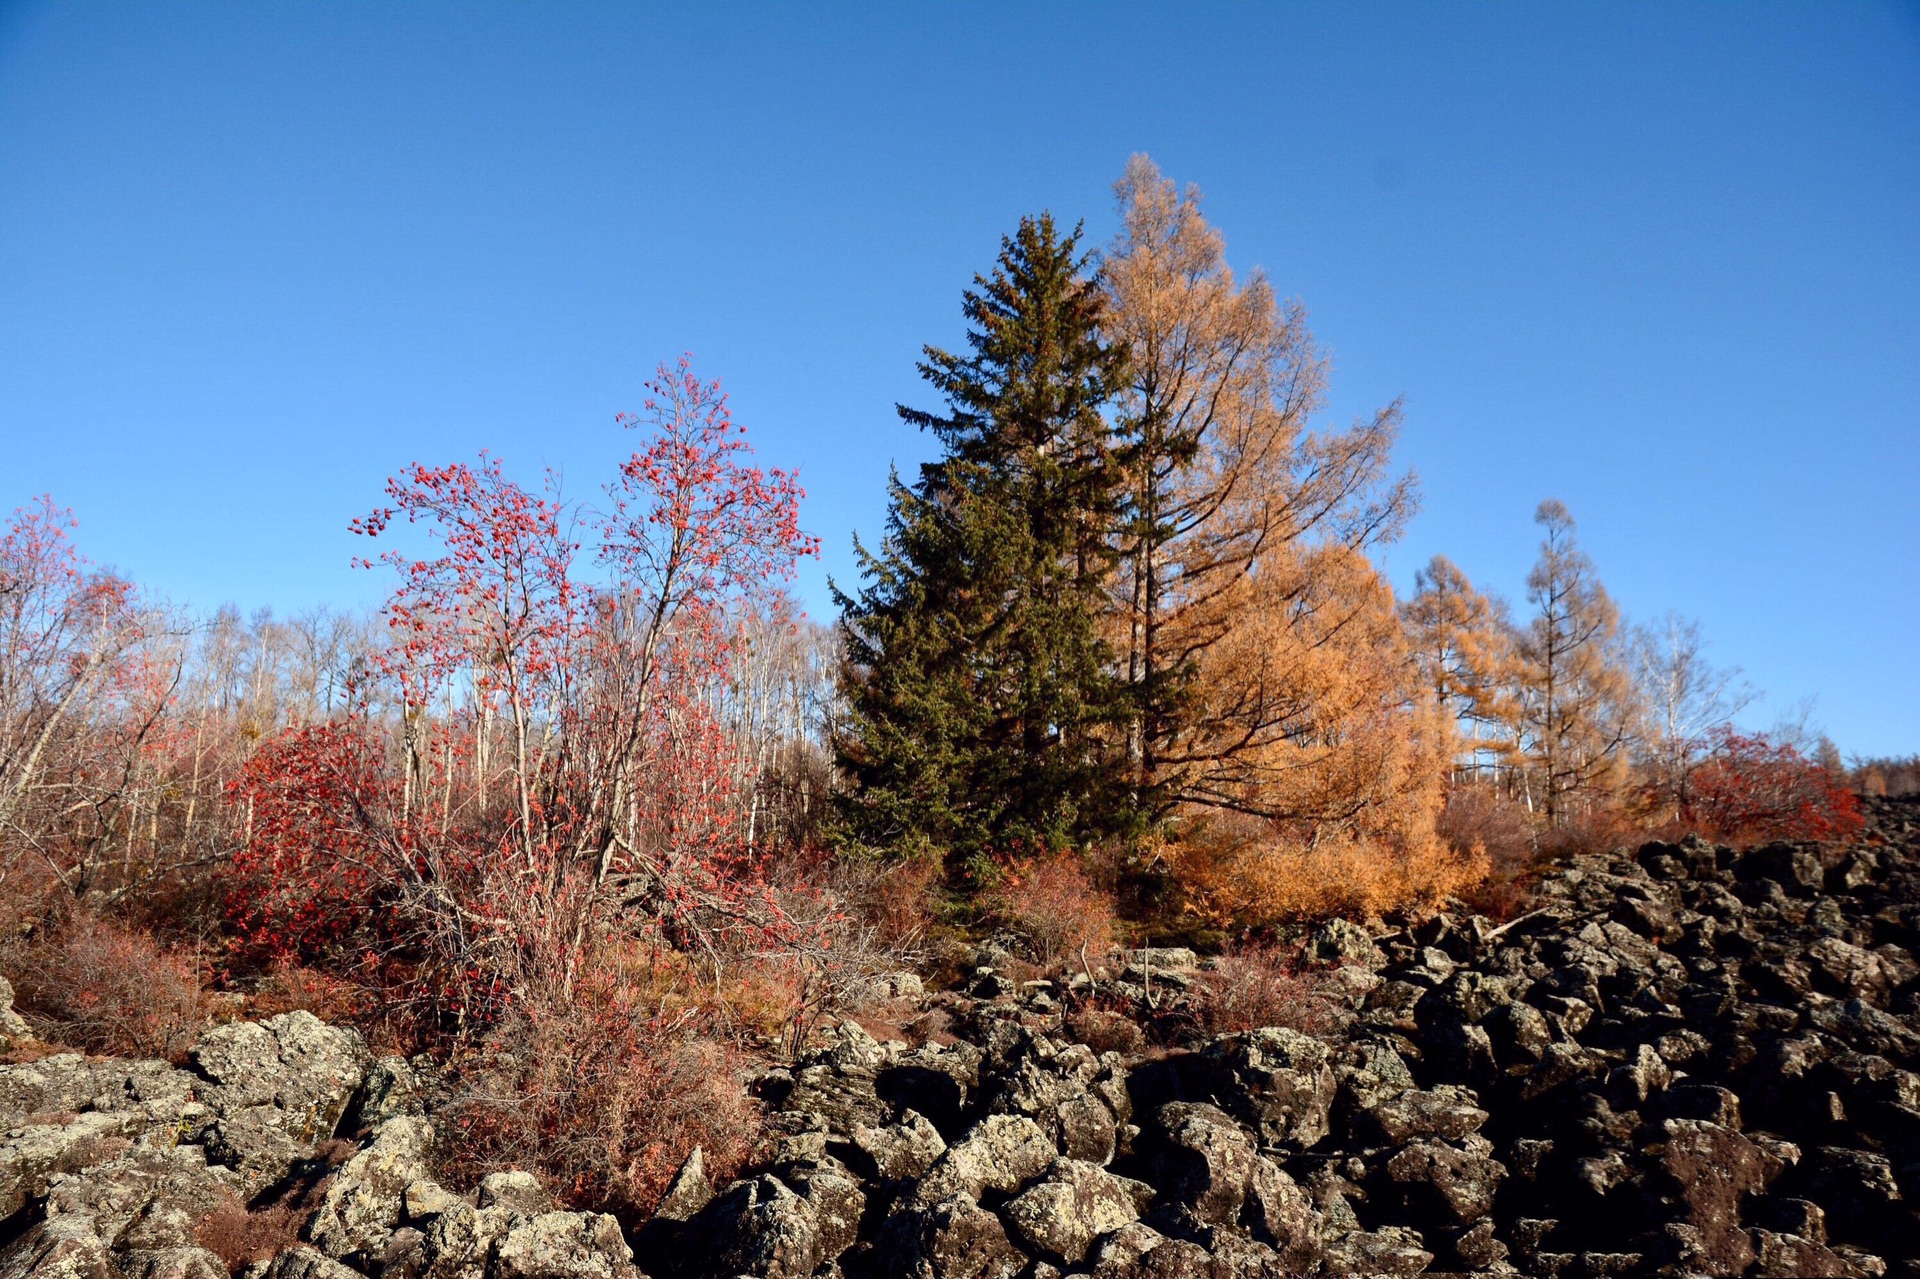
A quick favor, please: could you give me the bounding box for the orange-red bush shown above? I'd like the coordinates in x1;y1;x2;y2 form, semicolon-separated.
2;915;208;1061
1190;943;1335;1038
1683;729;1864;847
985;850;1117;972
441;944;759;1221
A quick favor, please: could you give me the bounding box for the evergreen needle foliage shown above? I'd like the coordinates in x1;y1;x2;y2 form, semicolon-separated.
833;214;1140;881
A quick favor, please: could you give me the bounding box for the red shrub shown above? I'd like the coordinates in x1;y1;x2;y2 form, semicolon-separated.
1683;729;1864;846
440;943;758;1221
2;915;208;1061
985;850;1117;972
1191;944;1335;1038
224;722;402;964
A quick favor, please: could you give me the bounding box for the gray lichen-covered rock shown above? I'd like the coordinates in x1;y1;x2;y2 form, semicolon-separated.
492;1211;638;1279
418;1201;517;1279
1197;1027;1336;1149
0;1217;119;1279
1383;1136;1506;1228
1;1110;149;1222
876;1193;1023;1279
1307;918;1385;969
44;1144;242;1246
678;1174;826;1279
306;1116;435;1259
352;1057;426;1131
475;1171;551;1217
1149;1103;1258;1228
849;1109;946;1183
191;1012;368;1191
1;1142;238;1279
651;1147;712;1223
1002;1159;1141;1264
0;977;32;1053
251;1246;369;1279
912;1114;1054;1207
1351;1084;1489;1145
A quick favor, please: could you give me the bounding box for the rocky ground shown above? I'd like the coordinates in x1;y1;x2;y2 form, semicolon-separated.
4;794;1917;1279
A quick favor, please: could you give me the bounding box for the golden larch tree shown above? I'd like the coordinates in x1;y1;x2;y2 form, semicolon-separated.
1514;500;1641;823
1101;156;1467;922
1402;554;1522;782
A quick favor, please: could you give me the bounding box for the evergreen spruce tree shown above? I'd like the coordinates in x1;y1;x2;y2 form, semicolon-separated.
833;214;1136;880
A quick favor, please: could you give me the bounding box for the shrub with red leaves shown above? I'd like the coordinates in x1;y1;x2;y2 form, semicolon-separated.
985;850;1117;972
1682;728;1863;846
225;722;410;964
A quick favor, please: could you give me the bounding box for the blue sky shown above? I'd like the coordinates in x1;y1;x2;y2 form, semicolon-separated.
2;2;1916;754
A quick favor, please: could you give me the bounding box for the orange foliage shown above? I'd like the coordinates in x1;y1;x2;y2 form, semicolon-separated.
1163;547;1468;924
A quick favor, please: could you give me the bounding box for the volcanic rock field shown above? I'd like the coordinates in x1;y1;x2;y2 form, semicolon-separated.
4;794;1918;1279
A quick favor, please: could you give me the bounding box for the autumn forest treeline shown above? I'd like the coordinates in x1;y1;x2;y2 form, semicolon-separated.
0;155;1898;1215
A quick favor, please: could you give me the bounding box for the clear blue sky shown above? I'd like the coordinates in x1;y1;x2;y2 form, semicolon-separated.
2;2;1916;755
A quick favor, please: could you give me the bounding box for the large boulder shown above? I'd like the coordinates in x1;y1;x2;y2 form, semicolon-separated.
1001;1159;1142;1264
677;1172;844;1279
0;1054;205;1219
0;1144;240;1279
1195;1028;1336;1149
306;1116;435;1260
1147;1103;1258;1229
912;1114;1054;1207
190;1013;369;1192
874;1193;1024;1279
1651;1119;1773;1276
849;1110;947;1184
1382;1137;1506;1229
492;1212;640;1279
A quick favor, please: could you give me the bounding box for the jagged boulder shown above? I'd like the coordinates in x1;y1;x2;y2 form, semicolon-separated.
492;1212;638;1279
307;1116;436;1260
1001;1159;1142;1264
677;1172;842;1279
0;977;32;1053
848;1110;947;1183
875;1193;1023;1279
912;1114;1054;1207
191;1012;369;1192
1194;1028;1335;1149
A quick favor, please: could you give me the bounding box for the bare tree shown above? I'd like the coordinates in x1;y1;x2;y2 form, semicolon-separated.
1630;612;1758;818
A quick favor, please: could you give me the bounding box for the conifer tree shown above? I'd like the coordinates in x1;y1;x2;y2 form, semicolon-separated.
833;214;1135;878
1100;155;1417;818
1515;500;1641;822
1402;553;1522;780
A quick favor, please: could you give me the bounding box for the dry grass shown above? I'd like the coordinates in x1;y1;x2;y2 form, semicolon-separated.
1065;1006;1146;1057
193;1143;350;1275
1;914;210;1061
